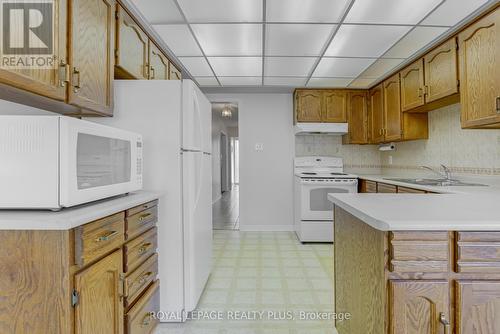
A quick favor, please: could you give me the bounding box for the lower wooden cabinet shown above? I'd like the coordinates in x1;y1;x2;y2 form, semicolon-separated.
74;249;124;334
390;280;449;334
126;281;160;334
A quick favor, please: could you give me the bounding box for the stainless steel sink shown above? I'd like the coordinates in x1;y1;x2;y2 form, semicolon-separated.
383;178;487;187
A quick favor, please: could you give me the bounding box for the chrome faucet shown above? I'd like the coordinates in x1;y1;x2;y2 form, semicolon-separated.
420;165;454;181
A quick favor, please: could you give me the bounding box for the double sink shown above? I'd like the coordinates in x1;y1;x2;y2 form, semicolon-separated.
384;178;487;187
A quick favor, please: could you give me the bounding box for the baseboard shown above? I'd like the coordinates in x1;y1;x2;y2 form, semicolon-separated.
239;224;295;232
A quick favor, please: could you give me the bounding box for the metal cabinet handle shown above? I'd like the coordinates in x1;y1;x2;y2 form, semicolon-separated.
141;312;153;327
139;212;152;223
150;66;155;79
95;230;118;242
138;242;152;254
496;96;500;113
118;273;126;300
439;312;450;334
418;87;423;97
59;61;70;87
138;271;153;285
72;67;81;93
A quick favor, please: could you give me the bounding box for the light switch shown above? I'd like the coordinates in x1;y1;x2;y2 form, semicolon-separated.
255;143;264;151
388;155;393;165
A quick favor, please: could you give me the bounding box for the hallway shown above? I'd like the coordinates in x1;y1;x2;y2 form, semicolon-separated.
213;185;239;230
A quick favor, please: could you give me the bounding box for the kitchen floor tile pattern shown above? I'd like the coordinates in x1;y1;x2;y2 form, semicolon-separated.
213;185;239;230
155;231;336;334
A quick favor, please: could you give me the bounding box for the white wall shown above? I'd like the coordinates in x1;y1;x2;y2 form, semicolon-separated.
208;93;295;231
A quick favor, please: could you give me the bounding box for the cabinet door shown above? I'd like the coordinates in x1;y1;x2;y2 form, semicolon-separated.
384;74;403;142
0;0;67;100
322;90;347;122
346;91;368;144
69;0;115;115
295;90;322;122
115;5;148;80
369;84;385;143
75;249;124;334
148;42;169;80
456;280;500;334
169;63;182;80
459;8;500;128
424;38;459;103
400;59;425;111
391;280;450;334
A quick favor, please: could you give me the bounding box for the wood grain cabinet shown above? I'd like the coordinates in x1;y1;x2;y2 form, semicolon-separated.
322;90;347;123
0;0;68;101
459;7;500;129
343;91;368;144
115;5;149;80
68;0;115;115
369;84;385;144
295;90;323;122
400;59;425;112
383;74;403;142
169;64;182;80
148;41;169;80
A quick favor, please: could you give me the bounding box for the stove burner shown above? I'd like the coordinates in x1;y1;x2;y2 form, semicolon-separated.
302;172;317;175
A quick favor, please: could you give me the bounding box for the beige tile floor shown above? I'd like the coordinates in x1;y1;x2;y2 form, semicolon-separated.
155;231;337;334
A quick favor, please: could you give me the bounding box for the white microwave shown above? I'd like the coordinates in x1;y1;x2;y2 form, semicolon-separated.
0;115;143;209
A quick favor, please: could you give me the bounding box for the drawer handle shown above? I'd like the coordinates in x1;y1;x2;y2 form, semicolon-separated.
138;242;153;254
139;212;152;223
141;312;153;327
496;96;500;113
138;271;154;285
439;312;450;334
72;67;81;93
95;230;118;242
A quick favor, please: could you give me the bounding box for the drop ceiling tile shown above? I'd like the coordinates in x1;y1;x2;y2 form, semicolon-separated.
131;0;184;24
264;57;317;77
421;0;489;26
307;78;353;88
266;0;350;23
153;25;202;56
345;0;442;24
191;24;262;56
195;77;219;86
178;57;213;76
383;26;449;58
325;25;411;57
359;58;405;78
208;57;262;76
349;78;378;88
312;57;375;77
264;77;307;86
177;0;262;22
219;77;262;86
266;24;336;56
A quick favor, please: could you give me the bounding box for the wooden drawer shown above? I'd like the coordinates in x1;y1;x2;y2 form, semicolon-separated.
390;232;449;272
75;212;125;267
361;180;377;193
124;227;158;273
127;200;158;217
126;280;160;334
126;205;158;240
397;186;426;194
377;183;397;193
125;253;158;308
456;232;500;273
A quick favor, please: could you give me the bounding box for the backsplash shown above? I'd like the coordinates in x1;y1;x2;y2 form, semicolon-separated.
381;103;500;176
295;135;382;174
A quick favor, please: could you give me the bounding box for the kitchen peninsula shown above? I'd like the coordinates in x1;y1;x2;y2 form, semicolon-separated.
329;193;500;334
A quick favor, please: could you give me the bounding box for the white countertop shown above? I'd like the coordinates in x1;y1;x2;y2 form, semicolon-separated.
0;191;162;230
328;193;500;231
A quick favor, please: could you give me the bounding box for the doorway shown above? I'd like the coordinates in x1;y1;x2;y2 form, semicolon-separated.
211;102;239;230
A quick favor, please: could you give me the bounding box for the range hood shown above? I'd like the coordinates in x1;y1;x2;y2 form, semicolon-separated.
294;122;348;135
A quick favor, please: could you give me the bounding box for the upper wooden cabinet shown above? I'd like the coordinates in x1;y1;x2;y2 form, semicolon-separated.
343;91;368;144
390;280;450;334
115;5;149;80
148;42;169;80
323;90;348;123
459;7;500;128
74;249;124;334
0;0;68;101
369;84;385;144
383;74;403;142
68;0;115;115
169;64;182;80
424;38;459;103
295;90;323;122
400;59;425;112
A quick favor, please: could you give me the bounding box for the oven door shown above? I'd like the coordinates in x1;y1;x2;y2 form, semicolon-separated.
59;117;143;208
300;180;356;221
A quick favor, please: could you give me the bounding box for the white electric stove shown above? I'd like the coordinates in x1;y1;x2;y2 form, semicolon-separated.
294;156;358;242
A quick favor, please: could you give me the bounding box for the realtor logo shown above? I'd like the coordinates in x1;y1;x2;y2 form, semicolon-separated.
1;0;56;69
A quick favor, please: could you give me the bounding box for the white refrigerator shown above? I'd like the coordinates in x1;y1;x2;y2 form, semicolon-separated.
89;79;212;321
